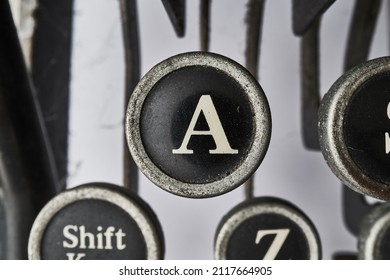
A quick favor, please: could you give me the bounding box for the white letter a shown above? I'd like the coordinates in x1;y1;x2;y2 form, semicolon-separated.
172;95;238;154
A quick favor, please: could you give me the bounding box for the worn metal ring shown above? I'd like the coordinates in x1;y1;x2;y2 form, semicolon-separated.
358;202;390;259
126;52;271;198
319;56;390;200
28;183;163;259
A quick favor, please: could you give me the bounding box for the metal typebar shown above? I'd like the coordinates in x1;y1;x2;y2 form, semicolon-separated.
244;0;266;200
31;0;74;192
161;0;185;37
0;0;58;259
120;0;140;192
342;0;382;236
300;18;321;150
200;0;211;52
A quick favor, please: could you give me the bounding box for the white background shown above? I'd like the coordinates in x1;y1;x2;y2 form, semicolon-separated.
67;0;389;259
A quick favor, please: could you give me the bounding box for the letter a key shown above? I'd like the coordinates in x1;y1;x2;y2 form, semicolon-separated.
126;52;271;198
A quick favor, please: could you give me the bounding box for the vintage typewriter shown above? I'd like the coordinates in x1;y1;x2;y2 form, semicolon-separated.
1;0;390;260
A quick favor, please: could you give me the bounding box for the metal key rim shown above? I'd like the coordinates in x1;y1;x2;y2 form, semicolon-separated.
126;51;271;198
318;56;390;200
358;202;390;259
28;184;163;260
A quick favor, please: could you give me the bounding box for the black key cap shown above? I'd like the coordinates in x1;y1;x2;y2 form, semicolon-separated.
126;52;271;198
319;57;390;200
214;197;321;260
28;183;164;260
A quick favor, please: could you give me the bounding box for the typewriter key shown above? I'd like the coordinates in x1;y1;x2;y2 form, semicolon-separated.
358;202;390;259
214;197;321;260
126;52;271;198
28;183;164;260
319;57;390;200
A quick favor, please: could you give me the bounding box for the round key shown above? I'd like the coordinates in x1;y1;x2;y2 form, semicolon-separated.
319;56;390;200
28;183;164;260
358;202;390;259
214;197;321;260
126;52;271;198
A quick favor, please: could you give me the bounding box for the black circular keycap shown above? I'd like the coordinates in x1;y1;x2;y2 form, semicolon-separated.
344;72;390;184
214;197;321;260
126;52;271;198
319;56;390;200
358;202;390;259
28;183;164;260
